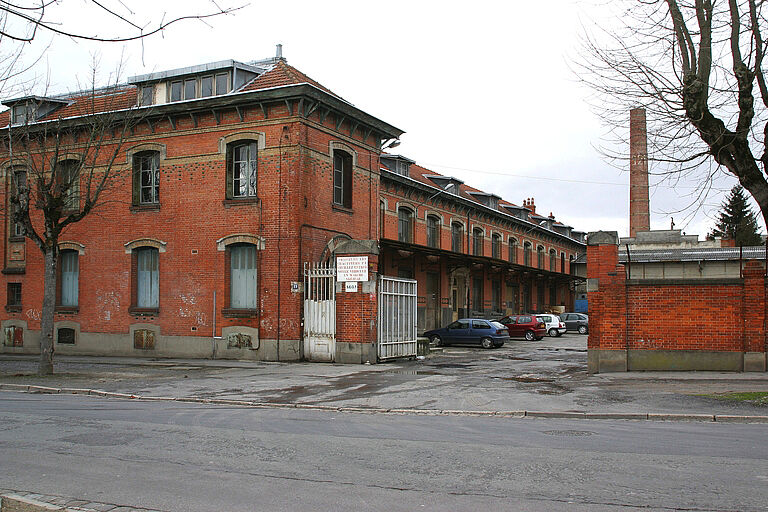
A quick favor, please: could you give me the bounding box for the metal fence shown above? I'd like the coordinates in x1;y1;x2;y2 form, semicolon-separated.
303;262;336;362
377;275;417;360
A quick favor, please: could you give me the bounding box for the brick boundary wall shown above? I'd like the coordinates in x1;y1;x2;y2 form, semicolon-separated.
587;231;767;372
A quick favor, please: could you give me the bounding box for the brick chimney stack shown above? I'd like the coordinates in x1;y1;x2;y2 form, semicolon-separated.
523;197;536;213
629;108;650;237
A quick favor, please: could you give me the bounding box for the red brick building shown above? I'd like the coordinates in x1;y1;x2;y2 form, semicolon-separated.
0;50;586;362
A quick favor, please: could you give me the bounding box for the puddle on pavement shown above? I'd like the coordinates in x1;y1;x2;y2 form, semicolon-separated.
502;376;554;383
385;369;441;376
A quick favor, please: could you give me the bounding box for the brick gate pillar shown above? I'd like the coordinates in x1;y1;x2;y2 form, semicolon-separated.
743;260;767;371
587;231;628;373
334;240;379;364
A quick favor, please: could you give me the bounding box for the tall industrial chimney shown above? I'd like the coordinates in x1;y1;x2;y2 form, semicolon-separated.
629;108;650;237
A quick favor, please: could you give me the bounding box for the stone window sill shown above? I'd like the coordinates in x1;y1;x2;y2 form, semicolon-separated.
130;203;161;213
332;204;354;215
129;307;159;316
55;306;79;314
222;308;258;318
223;198;260;208
5;305;21;313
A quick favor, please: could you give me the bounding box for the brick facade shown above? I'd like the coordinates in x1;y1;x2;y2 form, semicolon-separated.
0;55;586;363
587;231;767;372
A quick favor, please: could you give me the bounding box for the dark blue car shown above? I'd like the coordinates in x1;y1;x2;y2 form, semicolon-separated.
424;318;509;349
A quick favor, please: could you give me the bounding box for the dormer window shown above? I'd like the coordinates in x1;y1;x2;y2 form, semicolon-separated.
166;72;231;103
396;160;409;176
140;86;154;106
11;103;34;125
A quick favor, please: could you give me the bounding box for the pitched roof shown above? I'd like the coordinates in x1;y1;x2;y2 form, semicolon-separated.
239;60;344;100
0;86;137;127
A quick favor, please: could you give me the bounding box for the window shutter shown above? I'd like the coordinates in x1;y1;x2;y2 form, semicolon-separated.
343;154;352;208
225;146;233;199
132;156;140;205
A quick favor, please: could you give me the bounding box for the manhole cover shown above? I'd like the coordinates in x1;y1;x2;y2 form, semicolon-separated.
542;430;595;437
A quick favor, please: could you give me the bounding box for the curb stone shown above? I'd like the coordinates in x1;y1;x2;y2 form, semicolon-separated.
3;385;768;423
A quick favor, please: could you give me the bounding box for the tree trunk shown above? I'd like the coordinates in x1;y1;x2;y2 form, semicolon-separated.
38;246;57;375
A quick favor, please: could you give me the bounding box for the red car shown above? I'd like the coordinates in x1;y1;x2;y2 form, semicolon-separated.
497;315;547;341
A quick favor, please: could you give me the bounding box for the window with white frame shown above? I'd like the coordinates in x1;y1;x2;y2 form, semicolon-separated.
135;247;159;309
227;141;258;199
230;244;258;309
133;152;160;205
59;250;79;307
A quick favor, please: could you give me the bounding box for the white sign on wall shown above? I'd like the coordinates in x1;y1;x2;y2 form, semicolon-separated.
345;282;358;293
337;255;369;282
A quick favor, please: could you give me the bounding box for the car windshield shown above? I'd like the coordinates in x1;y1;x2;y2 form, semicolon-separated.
490;321;506;329
539;315;551;322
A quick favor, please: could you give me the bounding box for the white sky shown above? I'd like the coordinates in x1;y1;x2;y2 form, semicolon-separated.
6;0;762;238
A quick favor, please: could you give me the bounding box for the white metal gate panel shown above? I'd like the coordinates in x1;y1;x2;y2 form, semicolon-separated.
303;262;336;362
378;275;418;360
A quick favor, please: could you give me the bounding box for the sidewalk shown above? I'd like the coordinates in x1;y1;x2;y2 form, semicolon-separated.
1;335;768;421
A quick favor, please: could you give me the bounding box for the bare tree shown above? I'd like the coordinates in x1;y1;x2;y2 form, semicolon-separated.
0;1;239;375
7;71;144;375
0;1;240;43
579;0;768;229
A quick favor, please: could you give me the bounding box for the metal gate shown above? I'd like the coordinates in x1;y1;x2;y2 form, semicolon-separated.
378;275;417;360
303;262;336;362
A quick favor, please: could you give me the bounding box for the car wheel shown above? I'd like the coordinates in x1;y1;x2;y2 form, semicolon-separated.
481;337;493;349
548;328;558;337
430;335;443;347
578;325;588;335
524;330;535;341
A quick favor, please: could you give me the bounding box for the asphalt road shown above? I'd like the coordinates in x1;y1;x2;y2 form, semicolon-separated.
1;393;766;511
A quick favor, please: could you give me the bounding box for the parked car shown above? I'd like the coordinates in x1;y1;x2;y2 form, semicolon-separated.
497;315;547;341
537;314;566;337
560;312;589;334
425;318;509;349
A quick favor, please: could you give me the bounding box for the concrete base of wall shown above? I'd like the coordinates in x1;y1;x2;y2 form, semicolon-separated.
744;352;767;372
589;349;762;372
629;350;744;371
335;342;377;364
0;327;302;362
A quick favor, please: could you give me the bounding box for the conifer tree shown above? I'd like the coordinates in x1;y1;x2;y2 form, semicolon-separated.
708;186;763;246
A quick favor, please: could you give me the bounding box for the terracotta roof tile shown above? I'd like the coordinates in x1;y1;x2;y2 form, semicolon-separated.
239;60;343;100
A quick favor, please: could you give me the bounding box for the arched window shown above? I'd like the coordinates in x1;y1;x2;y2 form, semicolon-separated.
524;242;532;266
451;222;464;252
509;237;518;264
569;254;575;275
9;166;27;238
132;151;160;205
491;233;501;259
537;246;545;268
561;252;565;273
333;149;352;208
426;215;440;248
58;249;79;308
134;247;159;310
550;249;557;271
229;243;258;309
56;159;80;211
227;141;258;199
398;207;414;243
473;228;483;256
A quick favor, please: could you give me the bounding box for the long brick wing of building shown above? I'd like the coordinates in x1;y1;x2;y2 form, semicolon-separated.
0;47;586;363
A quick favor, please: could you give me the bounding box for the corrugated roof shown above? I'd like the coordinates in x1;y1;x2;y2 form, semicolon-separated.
619;246;767;263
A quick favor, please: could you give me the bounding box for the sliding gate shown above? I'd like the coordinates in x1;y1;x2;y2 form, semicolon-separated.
378;275;418;360
303;262;336;362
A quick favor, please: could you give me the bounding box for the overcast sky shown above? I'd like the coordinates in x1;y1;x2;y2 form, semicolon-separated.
5;0;762;238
